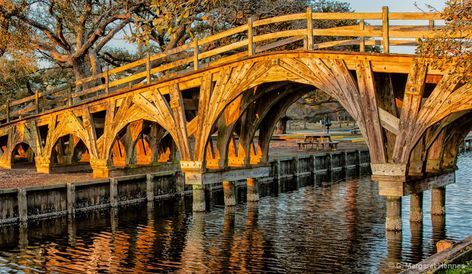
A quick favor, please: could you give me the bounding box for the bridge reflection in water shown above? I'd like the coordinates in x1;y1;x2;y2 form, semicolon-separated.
1;153;471;273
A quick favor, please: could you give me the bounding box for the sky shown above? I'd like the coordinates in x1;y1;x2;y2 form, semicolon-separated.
348;0;445;12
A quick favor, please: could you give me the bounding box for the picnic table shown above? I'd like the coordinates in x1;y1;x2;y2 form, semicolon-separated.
297;134;339;151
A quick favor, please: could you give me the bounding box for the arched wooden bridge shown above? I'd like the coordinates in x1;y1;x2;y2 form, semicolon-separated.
0;7;470;208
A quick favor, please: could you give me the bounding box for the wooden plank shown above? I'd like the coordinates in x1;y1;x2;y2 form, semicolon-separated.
382;6;390;54
198;40;248;60
306;8;314;50
248;17;255;56
378;107;400;135
255;36;305;53
253;13;305;27
311;12;382;20
254;29;306;43
389;12;441;20
198;25;248;45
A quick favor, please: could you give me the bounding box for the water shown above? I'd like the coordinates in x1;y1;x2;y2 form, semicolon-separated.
1;154;472;273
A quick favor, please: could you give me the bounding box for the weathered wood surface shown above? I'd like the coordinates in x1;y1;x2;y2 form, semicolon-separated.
0;8;444;123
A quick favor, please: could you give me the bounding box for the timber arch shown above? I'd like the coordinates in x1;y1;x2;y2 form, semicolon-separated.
0;51;470;198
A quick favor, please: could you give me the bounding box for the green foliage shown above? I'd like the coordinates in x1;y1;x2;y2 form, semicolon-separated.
417;0;471;81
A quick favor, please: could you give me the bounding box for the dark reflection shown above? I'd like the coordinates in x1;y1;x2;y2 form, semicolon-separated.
431;214;446;251
1;153;472;272
410;222;424;262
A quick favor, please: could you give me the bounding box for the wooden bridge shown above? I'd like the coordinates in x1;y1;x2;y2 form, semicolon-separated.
0;7;470;229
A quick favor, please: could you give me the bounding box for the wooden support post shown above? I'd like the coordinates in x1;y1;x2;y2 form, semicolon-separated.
193;37;199;71
192;184;206;212
110;178;118;208
248;17;255;56
146;174;154;202
410;192;423;223
310;155;316;182
306;7;314;50
327;153;333;182
6;99;10;123
105;67;110;94
429;19;435;30
35;90;40;114
146;52;151;84
247;177;259;202
67;81;73;107
382;6;390;54
386;196;402;231
176;172;185;196
223;181;236;207
274;160;281;182
359;19;365;52
17;189;27;224
292;156;299;177
344;151;348;178
431;187;446;215
67;183;76;216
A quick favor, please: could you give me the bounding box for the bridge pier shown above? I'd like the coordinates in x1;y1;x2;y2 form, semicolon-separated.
223;181;236;207
35;157;50;174
246;178;259;202
431;187;446;216
192;185;206;212
410;192;423;223
385;196;402;231
90;159;111;178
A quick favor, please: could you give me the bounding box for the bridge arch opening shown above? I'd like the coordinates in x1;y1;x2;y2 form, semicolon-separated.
202;81;361;170
11;143;35;168
49;135;92;173
107;119;179;170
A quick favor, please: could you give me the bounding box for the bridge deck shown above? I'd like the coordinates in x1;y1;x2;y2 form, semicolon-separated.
0;8;442;125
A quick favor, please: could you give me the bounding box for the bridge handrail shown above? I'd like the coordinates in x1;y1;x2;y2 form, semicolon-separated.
0;7;445;124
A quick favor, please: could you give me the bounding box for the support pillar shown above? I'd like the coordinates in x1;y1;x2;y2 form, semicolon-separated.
110;178;118;208
431;187;446;215
385;196;402;231
17;188;28;224
146;174;154;202
90;159;111;178
246;177;259;202
67;183;76;217
35;157;50;174
410;192;423;223
223;181;236;207
192;184;206;212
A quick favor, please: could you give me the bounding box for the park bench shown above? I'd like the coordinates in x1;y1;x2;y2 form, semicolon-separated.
297;135;339;151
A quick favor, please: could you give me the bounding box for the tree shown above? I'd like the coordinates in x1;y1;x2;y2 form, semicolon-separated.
417;0;471;80
0;0;145;81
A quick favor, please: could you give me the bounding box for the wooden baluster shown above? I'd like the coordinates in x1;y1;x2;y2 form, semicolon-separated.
146;53;151;84
382;6;390;54
429;19;435;30
68;81;73;107
248;17;255;56
307;7;314;50
193;37;199;71
105;67;110;94
35;90;40;114
6;99;10;123
359;19;365;52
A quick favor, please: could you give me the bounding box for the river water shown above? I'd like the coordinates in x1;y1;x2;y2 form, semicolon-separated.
1;153;471;273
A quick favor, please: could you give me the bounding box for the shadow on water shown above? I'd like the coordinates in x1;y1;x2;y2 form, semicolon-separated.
1;154;472;273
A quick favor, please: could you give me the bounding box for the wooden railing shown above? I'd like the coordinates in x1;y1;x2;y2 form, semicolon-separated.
0;7;442;124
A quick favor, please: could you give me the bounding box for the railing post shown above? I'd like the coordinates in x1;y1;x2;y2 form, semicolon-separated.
146;52;151;84
306;7;314;50
35;90;40;114
67;81;73;107
382;6;390;54
6;99;10;123
105;67;110;94
429;19;435;30
193;37;199;71
248;17;255;56
359;19;365;52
